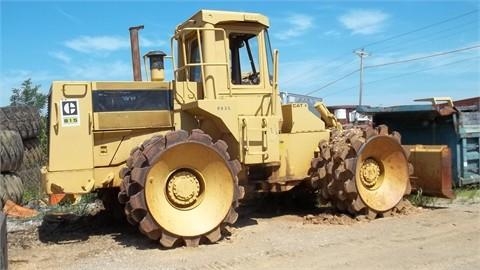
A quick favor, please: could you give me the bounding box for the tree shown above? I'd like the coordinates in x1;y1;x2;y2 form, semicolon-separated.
10;78;47;114
9;78;49;165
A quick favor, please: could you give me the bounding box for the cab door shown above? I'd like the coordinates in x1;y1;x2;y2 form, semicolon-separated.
48;82;94;172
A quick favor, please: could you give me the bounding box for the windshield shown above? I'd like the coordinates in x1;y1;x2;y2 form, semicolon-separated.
264;30;274;85
229;32;260;85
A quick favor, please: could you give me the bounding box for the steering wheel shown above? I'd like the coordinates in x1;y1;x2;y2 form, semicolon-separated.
248;72;260;84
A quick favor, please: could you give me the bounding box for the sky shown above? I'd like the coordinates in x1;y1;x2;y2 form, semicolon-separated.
1;0;479;107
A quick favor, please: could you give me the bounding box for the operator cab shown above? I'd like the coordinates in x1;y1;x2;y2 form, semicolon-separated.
172;10;277;101
170;10;281;165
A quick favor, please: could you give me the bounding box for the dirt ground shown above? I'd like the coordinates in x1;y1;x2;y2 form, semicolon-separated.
6;198;480;270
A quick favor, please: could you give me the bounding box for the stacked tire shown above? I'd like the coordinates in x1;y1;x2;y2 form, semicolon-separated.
0;106;42;209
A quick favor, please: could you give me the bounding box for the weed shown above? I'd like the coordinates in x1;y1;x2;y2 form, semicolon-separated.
454;185;480;203
42;192;101;218
407;189;437;207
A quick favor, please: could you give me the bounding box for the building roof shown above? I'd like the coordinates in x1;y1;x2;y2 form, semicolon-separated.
454;97;480;111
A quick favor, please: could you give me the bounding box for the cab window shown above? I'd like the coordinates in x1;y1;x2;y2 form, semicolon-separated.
189;39;201;82
229;33;260;85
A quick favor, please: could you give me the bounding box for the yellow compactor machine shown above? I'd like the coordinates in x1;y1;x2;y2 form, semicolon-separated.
42;10;449;247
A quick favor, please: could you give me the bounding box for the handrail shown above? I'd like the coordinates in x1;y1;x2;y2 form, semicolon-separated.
241;117;269;158
171;27;232;100
415;97;454;108
53;102;59;134
272;49;279;116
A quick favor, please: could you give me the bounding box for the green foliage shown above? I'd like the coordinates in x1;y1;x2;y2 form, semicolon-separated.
9;78;49;165
38;117;48;164
454;186;480;203
48;193;100;216
9;79;50;202
22;188;43;205
408;189;437;207
10;78;48;114
409;186;480;207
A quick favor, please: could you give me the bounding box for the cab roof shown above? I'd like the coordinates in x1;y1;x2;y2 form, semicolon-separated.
177;9;269;30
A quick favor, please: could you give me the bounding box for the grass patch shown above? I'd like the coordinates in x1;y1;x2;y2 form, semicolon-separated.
407;190;438;207
46;193;98;215
408;185;480;207
454;185;480;203
408;186;480;207
22;185;45;205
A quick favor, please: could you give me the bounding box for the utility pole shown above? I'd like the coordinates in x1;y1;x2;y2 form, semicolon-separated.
354;49;369;106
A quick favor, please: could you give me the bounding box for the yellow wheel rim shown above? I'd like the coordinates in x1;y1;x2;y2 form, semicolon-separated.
355;136;409;212
145;142;234;237
166;170;202;208
359;158;383;190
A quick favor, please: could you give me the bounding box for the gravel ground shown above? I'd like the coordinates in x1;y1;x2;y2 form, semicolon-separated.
6;197;480;270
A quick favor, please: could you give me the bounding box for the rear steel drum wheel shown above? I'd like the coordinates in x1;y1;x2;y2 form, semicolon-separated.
310;125;412;218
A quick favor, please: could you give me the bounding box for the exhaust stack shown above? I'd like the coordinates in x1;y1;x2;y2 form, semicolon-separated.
129;25;144;81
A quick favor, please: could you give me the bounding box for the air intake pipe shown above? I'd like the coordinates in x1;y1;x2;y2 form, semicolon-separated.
145;51;167;81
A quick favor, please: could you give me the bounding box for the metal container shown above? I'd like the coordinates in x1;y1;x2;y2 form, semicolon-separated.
358;101;480;186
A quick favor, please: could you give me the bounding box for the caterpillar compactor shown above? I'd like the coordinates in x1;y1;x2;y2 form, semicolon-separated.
42;10;445;248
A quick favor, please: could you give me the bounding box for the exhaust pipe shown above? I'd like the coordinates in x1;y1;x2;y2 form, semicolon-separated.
129;25;144;81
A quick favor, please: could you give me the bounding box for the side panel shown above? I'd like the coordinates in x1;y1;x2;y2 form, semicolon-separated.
458;112;480;186
278;132;329;180
48;82;94;172
45;81;174;194
91;82;174;167
93;130;169;167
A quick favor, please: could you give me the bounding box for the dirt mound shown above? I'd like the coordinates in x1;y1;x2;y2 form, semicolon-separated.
303;199;424;225
303;212;357;225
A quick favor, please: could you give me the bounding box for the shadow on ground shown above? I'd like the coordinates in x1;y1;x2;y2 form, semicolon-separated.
32;187;427;250
37;210;159;250
34;188;328;250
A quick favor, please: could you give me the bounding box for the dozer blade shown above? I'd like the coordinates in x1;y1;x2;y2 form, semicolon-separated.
404;145;455;199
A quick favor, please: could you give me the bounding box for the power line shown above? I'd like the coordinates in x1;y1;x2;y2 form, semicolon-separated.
305;69;359;96
301;10;478;96
365;45;480;69
296;54;357;90
300;57;357;94
290;52;357;94
366;56;480;86
322;56;480;98
306;45;479;95
360;9;478;49
307;45;479;96
372;19;478;54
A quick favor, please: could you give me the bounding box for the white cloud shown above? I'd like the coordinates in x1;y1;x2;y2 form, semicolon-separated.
323;30;341;37
56;7;81;25
0;59;143;107
67;60;132;81
274;14;314;40
49;51;71;64
339;9;389;35
64;36;129;53
64;35;166;54
141;37;167;48
0;60;136;107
